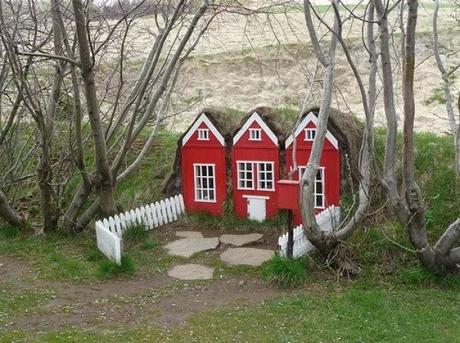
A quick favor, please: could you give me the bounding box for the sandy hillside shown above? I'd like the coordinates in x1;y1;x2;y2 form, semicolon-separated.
118;2;460;133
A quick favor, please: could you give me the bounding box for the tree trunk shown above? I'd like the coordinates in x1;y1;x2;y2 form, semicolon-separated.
71;0;116;217
0;188;23;227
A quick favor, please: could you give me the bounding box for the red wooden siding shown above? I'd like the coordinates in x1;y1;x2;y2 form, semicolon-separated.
284;120;340;225
181;121;226;216
232;121;280;220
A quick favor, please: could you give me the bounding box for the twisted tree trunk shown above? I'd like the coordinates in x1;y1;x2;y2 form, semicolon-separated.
0;188;23;227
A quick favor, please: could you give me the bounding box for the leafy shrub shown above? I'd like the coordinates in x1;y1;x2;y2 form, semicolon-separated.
98;254;135;278
261;254;309;288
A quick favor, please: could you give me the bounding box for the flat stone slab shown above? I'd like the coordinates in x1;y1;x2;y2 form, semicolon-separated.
220;248;274;267
167;263;214;280
165;237;219;258
220;233;263;247
175;231;204;238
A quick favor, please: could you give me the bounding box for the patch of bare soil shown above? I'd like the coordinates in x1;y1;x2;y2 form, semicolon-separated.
0;257;32;286
10;272;284;332
154;278;283;327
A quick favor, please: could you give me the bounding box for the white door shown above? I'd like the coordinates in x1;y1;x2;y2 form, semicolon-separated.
246;197;267;222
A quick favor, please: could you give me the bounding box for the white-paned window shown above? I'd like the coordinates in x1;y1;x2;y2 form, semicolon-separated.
257;162;274;190
237;162;254;189
194;164;215;202
298;166;325;208
197;128;209;140
249;128;262;141
305;128;316;141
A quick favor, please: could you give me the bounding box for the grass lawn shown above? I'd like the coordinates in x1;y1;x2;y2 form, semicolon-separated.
1;286;458;342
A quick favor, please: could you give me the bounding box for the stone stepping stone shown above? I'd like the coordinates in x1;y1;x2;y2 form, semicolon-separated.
167;263;214;280
220;248;274;267
220;233;263;247
175;231;204;238
165;237;219;258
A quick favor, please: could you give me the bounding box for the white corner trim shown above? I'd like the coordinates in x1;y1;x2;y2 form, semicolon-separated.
285;112;339;150
182;113;226;147
233;112;278;146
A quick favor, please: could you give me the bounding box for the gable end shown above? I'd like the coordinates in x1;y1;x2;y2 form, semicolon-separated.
285;112;339;150
233;112;279;146
182;113;226;147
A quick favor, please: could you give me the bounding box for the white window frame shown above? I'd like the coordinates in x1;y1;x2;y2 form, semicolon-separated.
193;164;216;203
237;161;255;190
257;162;275;191
305;128;316;141
237;160;275;191
249;128;262;141
197;128;209;141
298;166;325;209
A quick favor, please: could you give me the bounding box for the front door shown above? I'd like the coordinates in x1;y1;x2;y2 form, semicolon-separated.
246;196;267;222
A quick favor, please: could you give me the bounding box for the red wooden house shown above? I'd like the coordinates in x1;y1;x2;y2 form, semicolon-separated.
231;111;280;222
180;113;227;216
281;111;341;225
166;107;348;225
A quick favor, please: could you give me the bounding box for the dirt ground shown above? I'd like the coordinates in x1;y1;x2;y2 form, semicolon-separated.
0;228;285;333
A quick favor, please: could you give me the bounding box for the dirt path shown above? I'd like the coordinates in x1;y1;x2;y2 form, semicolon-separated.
0;257;285;332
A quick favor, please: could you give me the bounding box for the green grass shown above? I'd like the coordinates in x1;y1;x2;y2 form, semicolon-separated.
1;287;458;342
97;254;136;278
261;254;309;288
123;222;149;243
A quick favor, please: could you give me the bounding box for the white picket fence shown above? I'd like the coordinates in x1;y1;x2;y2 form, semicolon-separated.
96;194;185;264
278;205;341;259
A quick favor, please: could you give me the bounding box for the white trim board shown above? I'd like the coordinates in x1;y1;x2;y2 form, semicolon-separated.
285;112;339;150
182;113;226;147
233;112;278;146
242;195;270;200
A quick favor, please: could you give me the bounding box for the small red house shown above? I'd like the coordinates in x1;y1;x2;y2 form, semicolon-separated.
231;112;280;222
180;113;227;216
282;111;341;224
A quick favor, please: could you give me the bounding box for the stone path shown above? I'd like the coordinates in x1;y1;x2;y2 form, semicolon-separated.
220;248;274;267
167;264;214;280
219;233;263;247
165;237;219;258
164;231;273;280
175;231;204;238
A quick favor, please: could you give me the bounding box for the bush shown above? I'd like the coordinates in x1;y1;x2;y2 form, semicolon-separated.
98;254;135;278
261;254;309;288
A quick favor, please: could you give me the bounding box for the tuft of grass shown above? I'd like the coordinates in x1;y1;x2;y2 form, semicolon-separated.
97;254;136;279
400;266;460;289
0;225;19;239
123;222;148;243
261;254;309;288
85;248;104;262
141;239;158;250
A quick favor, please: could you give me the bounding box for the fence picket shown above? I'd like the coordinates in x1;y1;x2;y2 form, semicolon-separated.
178;194;185;213
169;198;178;221
113;215;122;236
165;199;174;222
144;205;154;229
160;200;167;224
